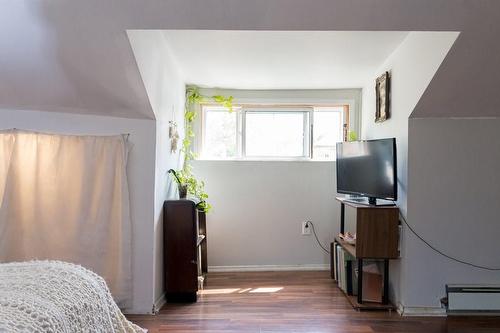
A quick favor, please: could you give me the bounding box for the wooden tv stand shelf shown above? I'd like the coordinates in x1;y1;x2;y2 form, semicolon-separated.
331;197;399;311
334;237;357;257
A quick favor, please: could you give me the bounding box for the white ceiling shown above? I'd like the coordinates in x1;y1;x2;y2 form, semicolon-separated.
162;30;408;89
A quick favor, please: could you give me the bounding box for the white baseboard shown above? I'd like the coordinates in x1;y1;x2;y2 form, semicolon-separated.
152;293;166;314
122;307;155;315
208;264;329;272
397;303;447;317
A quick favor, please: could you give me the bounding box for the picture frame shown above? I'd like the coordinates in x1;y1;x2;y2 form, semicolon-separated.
375;71;390;123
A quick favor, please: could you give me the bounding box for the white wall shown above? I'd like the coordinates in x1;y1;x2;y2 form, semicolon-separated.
192;89;360;269
361;32;458;307
127;30;186;306
192;160;337;269
0;108;156;314
361;32;458;214
406;119;500;308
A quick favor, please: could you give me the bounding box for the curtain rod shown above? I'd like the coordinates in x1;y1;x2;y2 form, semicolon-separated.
5;128;131;138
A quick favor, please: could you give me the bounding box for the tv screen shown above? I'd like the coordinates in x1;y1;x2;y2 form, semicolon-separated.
336;138;397;201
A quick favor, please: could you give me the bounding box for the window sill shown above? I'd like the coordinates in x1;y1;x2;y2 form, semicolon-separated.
193;158;336;163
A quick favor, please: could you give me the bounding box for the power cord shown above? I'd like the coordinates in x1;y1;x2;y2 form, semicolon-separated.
400;212;500;271
307;221;330;254
306;214;499;270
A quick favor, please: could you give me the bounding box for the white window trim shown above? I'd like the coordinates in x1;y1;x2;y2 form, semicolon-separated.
311;106;345;161
200;105;242;160
199;103;353;161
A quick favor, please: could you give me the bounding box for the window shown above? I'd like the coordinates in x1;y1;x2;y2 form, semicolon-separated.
312;106;345;160
201;104;349;160
202;107;239;159
245;109;309;158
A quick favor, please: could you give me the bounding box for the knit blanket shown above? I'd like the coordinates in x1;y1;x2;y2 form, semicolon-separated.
0;261;145;333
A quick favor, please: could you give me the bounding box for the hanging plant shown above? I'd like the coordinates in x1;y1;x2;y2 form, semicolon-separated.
169;86;233;213
348;130;358;142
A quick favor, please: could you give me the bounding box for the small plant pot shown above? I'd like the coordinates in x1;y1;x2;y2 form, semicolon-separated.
178;184;188;199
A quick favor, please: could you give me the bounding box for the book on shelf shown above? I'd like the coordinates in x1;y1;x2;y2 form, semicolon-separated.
335;245;357;295
333;244;338;281
338;246;344;291
351;261;358;295
346;259;352;294
344;250;356;295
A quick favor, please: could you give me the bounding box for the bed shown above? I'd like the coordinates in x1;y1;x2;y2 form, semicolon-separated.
0;261;145;332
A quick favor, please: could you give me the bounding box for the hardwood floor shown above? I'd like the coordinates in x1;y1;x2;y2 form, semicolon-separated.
127;271;500;332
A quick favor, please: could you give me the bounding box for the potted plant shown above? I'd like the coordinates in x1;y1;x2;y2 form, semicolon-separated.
168;168;211;212
168;169;188;199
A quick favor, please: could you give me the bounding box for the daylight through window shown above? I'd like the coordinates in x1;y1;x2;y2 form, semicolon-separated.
201;105;348;160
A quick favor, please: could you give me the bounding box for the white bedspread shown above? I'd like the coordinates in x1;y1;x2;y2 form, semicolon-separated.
0;261;145;333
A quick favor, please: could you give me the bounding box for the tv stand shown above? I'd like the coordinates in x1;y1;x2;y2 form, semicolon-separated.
331;197;399;310
343;196;396;207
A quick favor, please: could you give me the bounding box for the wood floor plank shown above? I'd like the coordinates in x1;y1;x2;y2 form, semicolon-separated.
127;271;500;332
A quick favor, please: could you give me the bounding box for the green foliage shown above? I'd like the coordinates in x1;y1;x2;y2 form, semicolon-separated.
168;169;182;184
185;111;196;123
348;130;358;142
186;86;205;104
169;169;211;211
196;200;212;212
212;95;234;112
170;86;233;213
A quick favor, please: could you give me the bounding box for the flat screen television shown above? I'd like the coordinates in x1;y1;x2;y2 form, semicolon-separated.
336;138;397;205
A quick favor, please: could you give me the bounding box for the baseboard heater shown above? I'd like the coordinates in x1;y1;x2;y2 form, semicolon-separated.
446;285;500;314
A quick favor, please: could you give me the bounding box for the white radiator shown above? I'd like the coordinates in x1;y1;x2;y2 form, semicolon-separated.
447;285;500;314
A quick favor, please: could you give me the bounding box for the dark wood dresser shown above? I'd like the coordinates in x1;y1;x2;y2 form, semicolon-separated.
164;200;207;302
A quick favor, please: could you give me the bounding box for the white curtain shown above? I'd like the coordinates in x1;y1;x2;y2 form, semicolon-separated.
0;129;132;308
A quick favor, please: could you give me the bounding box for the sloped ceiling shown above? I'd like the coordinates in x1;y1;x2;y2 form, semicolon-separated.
1;0;499;119
0;1;155;119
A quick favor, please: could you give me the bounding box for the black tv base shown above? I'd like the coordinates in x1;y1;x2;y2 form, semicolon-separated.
342;196;396;207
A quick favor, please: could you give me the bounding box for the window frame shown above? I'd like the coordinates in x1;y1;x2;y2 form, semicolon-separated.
311;106;347;160
200;105;242;160
199;103;350;161
242;106;311;160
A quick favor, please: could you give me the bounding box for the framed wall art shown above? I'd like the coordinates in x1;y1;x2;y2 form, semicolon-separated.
375;71;391;122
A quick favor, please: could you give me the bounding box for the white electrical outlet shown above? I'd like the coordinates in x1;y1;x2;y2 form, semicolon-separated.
301;221;311;235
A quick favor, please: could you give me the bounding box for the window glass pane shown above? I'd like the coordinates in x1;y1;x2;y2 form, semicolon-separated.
313;108;343;160
245;112;305;157
203;109;237;159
